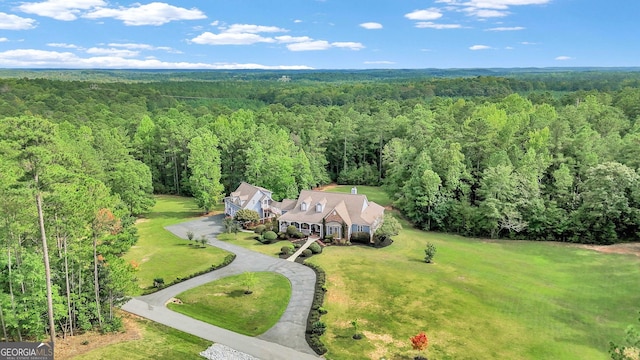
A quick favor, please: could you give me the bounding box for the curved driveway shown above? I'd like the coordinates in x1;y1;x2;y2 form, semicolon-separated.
121;214;319;360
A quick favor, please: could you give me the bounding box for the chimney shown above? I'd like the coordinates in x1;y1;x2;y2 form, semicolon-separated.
351;187;357;195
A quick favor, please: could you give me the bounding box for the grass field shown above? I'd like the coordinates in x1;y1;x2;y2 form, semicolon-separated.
167;272;291;336
217;231;289;257
298;185;640;360
70;315;211;360
123;195;230;294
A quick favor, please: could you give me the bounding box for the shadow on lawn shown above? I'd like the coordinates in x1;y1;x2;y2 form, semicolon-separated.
226;289;247;298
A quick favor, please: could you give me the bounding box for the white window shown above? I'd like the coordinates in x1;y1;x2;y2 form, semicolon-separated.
301;202;307;211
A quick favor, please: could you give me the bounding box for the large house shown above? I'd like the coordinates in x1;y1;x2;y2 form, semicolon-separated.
223;182;277;220
225;183;385;242
278;188;384;242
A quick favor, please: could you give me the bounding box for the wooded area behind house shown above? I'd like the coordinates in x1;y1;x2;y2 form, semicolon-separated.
1;69;639;342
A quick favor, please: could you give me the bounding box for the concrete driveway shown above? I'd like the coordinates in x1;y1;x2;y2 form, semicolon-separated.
121;214;319;360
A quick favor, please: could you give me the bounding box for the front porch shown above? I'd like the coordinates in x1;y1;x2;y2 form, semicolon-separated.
279;221;345;239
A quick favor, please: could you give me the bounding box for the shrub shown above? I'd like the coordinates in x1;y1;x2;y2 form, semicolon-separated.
281;244;294;255
153;278;165;288
424;242;437;263
294;231;305;239
254;225;266;234
308;242;322;254
286;225;298;237
350;231;371;244
302;249;312;257
324;234;334;242
262;231;277;242
186;230;194;241
234;209;259;226
304;262;328;355
312;321;326;335
277;232;288;240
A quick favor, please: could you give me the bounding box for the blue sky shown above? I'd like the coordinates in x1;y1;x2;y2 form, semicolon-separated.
0;0;638;69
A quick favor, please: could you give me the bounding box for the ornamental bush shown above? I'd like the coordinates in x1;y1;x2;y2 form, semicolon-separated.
308;242;322;254
424;242;437;263
350;231;371;244
254;225;266;234
302;249;313;257
263;231;277;242
281;244;294;255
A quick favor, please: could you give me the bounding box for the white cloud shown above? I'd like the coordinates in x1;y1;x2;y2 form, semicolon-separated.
190;32;275;45
0;38;8;42
555;55;572;61
0;12;37;30
463;0;551;9
364;61;395;64
85;47;139;57
275;36;313;43
47;42;80;48
0;48;313;69
108;43;178;52
415;22;462;29
84;2;206;26
287;40;331;51
294;19;302;23
18;0;105;21
360;22;383;30
520;41;537;45
210;20;219;26
469;44;492;50
486;26;524;31
332;42;365;50
465;8;509;17
224;24;287;34
405;8;443;21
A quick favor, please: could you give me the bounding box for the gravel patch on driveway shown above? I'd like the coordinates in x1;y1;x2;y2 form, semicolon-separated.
200;344;260;360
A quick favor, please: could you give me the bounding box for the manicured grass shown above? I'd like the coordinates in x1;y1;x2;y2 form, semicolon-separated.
72;316;210;360
217;231;289;257
124;195;230;294
325;185;392;207
167;272;291;336
307;223;640;360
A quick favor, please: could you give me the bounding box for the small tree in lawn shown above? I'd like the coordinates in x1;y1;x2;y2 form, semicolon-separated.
410;331;429;360
199;235;207;248
351;319;362;340
424;242;437;263
186;230;194;244
242;272;257;294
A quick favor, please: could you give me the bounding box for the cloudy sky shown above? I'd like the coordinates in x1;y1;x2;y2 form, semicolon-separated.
0;0;638;69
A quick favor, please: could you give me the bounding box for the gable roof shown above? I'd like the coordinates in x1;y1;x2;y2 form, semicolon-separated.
226;182;272;208
279;190;384;226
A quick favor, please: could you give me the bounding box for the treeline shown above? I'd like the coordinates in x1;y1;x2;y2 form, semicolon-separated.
0;115;154;341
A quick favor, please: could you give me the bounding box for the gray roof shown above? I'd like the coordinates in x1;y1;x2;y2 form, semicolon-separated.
227;182;271;208
279;190;384;226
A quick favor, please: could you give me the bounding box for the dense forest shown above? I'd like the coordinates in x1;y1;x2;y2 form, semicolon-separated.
1;69;639;341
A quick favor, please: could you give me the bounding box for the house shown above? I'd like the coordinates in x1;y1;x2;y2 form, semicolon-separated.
278;187;385;242
224;182;277;220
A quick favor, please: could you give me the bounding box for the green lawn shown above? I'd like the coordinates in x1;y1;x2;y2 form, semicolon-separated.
167;272;291;336
124;195;230;294
296;186;640;360
217;231;289;257
325;185;392;207
72;316;211;360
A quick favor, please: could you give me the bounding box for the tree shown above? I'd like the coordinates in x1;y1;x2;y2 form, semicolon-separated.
241;272;256;295
0;116;59;344
187;131;224;213
424;243;437;264
351;319;362;340
234;209;260;226
609;312;640;360
410;331;429;360
374;214;402;241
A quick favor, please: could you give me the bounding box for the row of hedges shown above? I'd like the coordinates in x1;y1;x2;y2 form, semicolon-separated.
143;253;237;295
304;262;328;355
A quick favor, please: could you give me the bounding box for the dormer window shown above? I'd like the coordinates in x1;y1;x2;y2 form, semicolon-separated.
316;203;323;212
301;202;308;211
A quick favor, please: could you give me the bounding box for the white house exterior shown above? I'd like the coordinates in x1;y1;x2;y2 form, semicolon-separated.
224;182;277;220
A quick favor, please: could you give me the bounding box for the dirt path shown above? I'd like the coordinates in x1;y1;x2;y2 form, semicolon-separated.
580;242;640;257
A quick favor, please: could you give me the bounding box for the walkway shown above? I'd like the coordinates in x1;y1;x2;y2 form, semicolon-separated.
121;214;319;360
287;237;320;262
